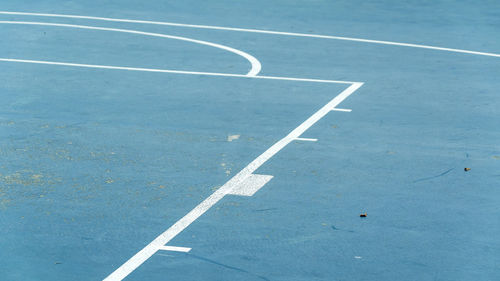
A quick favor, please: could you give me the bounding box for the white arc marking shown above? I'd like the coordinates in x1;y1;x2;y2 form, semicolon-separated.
1;11;499;58
0;21;261;76
103;82;363;281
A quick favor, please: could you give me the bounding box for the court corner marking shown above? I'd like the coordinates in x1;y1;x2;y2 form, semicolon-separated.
102;82;363;281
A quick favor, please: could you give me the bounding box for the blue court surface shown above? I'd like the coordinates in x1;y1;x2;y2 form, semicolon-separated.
1;1;499;281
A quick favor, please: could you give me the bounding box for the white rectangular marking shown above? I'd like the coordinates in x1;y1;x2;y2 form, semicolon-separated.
331;108;352;112
294;138;318;142
228;174;273;196
158;246;192;253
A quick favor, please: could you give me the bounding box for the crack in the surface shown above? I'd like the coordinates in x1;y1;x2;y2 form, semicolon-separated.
187;253;271;281
413;168;454;183
252;208;278;212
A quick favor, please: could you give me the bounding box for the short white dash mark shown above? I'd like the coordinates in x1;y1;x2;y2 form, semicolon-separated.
294;137;318;142
158;246;192;253
331;108;352;112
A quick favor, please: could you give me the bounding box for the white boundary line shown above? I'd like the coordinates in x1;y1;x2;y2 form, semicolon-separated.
0;20;262;76
1;56;360;281
1;11;499;58
0;58;357;84
103;82;363;281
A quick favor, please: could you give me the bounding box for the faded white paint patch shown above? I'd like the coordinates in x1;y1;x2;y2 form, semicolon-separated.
227;134;240;142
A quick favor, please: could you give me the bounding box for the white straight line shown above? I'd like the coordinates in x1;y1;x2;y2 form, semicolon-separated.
294;138;318;142
158;246;192;253
1;11;499;58
0;58;358;84
103;82;363;281
0;20;261;76
331;108;352;112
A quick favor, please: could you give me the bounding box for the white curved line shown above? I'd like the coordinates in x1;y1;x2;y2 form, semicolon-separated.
0;20;262;76
1;11;499;59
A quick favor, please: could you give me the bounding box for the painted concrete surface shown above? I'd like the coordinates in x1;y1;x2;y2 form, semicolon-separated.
1;1;499;280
